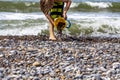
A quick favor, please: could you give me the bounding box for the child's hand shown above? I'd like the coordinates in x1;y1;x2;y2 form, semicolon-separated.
63;12;67;20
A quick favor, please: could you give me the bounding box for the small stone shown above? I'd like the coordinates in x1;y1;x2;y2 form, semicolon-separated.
0;68;4;73
64;65;73;73
34;77;40;80
61;75;65;80
56;69;61;73
0;73;4;78
49;71;55;77
106;69;117;77
30;69;37;76
93;74;102;80
100;67;107;71
43;69;50;75
33;61;41;67
9;50;17;56
86;68;93;72
74;74;83;80
0;54;4;58
89;47;96;51
112;62;120;70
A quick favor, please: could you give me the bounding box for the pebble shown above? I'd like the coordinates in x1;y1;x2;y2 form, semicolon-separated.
33;77;40;80
0;54;4;58
0;36;120;79
112;62;120;70
32;61;41;67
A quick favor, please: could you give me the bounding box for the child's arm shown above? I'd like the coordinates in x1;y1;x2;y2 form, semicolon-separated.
45;13;54;26
63;0;72;19
40;0;54;26
63;0;72;14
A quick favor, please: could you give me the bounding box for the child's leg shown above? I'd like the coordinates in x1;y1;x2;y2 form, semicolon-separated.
49;23;56;40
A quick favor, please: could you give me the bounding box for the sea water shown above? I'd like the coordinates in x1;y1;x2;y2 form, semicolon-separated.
0;0;120;37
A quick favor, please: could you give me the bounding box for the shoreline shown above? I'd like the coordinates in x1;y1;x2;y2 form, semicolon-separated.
0;35;120;43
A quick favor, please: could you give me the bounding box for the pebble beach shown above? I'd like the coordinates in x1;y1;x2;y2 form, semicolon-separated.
0;35;120;80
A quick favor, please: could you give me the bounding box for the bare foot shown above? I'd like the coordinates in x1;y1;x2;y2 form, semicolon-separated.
49;37;57;41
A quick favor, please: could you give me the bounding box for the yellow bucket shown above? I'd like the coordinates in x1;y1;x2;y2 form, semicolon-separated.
54;17;67;30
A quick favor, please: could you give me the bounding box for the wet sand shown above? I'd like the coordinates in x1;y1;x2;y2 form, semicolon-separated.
0;35;120;80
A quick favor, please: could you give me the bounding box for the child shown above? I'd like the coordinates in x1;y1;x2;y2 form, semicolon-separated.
40;0;71;40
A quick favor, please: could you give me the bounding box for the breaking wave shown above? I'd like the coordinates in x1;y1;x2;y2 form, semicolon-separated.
0;1;120;12
71;2;120;12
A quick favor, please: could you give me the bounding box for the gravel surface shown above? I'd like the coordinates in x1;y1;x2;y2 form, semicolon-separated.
0;35;120;80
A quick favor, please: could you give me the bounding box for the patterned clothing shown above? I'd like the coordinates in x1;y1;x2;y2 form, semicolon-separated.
50;2;64;19
40;0;54;14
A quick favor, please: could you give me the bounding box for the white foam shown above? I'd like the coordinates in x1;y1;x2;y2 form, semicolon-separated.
0;24;48;35
1;12;119;21
68;12;120;35
85;2;112;8
0;12;120;36
0;12;45;20
68;12;120;19
70;3;80;8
